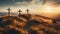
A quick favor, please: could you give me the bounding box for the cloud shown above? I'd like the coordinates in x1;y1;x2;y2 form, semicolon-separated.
15;0;33;6
52;0;60;4
12;0;33;6
47;0;60;5
13;0;33;2
42;0;60;7
13;0;46;6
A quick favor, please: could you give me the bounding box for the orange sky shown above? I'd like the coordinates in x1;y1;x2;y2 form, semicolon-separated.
0;0;60;18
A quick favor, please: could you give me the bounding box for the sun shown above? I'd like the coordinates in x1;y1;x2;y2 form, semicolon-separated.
45;6;52;11
43;5;53;13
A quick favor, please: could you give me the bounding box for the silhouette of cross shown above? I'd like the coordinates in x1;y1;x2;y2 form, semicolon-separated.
26;9;29;15
7;8;11;16
42;0;46;5
18;9;22;17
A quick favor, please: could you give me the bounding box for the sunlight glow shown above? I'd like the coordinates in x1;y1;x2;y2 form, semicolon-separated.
43;5;53;13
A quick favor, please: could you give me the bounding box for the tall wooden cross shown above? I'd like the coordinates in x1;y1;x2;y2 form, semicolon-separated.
7;8;11;16
26;9;29;15
42;0;46;5
18;9;22;17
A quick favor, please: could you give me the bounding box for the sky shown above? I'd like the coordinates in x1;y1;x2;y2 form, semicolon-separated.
0;0;60;19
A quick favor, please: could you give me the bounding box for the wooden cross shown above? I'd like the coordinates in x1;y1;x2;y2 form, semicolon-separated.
26;9;29;15
7;8;11;16
42;0;46;5
18;9;22;17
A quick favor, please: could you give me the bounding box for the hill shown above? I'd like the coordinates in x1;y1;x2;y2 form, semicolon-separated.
0;14;60;34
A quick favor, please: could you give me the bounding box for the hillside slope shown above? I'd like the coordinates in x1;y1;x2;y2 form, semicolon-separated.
0;14;60;34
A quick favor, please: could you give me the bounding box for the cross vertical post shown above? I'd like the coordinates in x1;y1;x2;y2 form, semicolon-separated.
26;9;29;15
18;9;22;17
42;0;46;5
7;8;11;16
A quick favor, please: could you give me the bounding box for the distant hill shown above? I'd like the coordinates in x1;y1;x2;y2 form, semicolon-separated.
55;14;60;22
0;12;7;16
0;12;17;16
0;14;60;34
